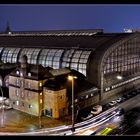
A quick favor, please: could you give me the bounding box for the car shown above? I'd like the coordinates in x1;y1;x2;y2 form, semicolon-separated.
122;94;131;99
136;89;140;93
116;97;122;103
127;92;134;97
5;104;12;110
0;104;12;110
102;104;110;111
91;105;102;115
117;108;125;116
4;98;10;106
121;96;127;101
0;96;7;104
81;113;93;121
108;101;117;107
130;91;137;96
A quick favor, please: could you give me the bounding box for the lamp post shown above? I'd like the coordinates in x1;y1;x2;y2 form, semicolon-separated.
116;75;122;80
0;87;5;128
68;75;77;133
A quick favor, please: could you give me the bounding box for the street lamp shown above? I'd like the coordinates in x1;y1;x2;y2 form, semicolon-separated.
0;87;5;128
116;75;122;80
68;75;77;133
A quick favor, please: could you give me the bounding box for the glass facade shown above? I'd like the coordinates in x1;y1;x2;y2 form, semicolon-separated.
62;49;91;76
19;48;41;64
38;49;64;69
1;48;21;63
103;37;140;91
0;47;91;76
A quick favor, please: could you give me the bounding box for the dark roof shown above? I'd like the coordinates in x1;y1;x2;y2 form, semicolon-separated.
10;63;53;80
44;69;95;98
0;29;103;36
0;63;17;70
0;30;133;50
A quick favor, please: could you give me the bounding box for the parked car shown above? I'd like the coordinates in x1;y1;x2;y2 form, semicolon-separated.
136;89;140;93
81;113;93;121
108;101;117;107
4;99;10;106
117;108;125;116
116;97;122;103
127;92;134;98
4;104;12;110
122;94;131;99
102;104;110;111
130;91;137;96
121;96;127;101
0;96;7;104
91;105;102;115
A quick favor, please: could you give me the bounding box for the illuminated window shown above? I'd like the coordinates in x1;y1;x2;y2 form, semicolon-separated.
74;99;78;103
19;48;40;64
27;81;31;88
27;91;31;100
39;82;42;87
16;100;19;106
28;72;31;77
29;104;33;108
40;99;42;104
1;47;20;63
20;72;23;77
21;91;24;97
16;79;19;86
16;70;19;75
86;95;88;99
40;92;42;96
21;80;24;88
15;89;19;96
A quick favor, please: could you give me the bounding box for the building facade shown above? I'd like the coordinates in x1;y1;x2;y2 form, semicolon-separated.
0;29;140;107
9;55;51;116
8;56;70;118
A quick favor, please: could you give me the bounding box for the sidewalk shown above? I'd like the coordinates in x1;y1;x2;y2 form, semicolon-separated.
0;109;71;133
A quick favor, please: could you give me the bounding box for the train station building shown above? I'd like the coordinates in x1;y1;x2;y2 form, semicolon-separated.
0;27;140;118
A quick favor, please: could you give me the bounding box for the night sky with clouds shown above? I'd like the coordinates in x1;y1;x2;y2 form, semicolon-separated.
0;4;140;33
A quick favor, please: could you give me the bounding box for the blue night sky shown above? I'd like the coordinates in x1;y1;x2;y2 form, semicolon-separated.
0;4;140;33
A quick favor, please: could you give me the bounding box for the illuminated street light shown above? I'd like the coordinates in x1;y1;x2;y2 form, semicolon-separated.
116;75;122;80
0;87;5;128
68;75;77;133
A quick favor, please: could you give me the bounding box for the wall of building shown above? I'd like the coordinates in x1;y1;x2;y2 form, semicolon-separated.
43;88;68;119
9;75;46;116
9;86;40;116
102;79;140;101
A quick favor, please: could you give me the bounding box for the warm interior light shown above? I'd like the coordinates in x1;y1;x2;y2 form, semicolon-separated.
39;82;42;87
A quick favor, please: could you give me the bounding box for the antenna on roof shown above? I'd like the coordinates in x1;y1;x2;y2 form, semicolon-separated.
5;20;11;34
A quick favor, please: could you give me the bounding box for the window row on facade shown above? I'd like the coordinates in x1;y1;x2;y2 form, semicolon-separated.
104;75;140;92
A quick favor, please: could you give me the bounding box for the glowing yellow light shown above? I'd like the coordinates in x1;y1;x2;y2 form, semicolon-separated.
39;82;42;87
68;76;77;81
68;76;73;81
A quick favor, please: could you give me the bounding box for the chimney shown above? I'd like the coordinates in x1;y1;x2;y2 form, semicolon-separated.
20;55;28;77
